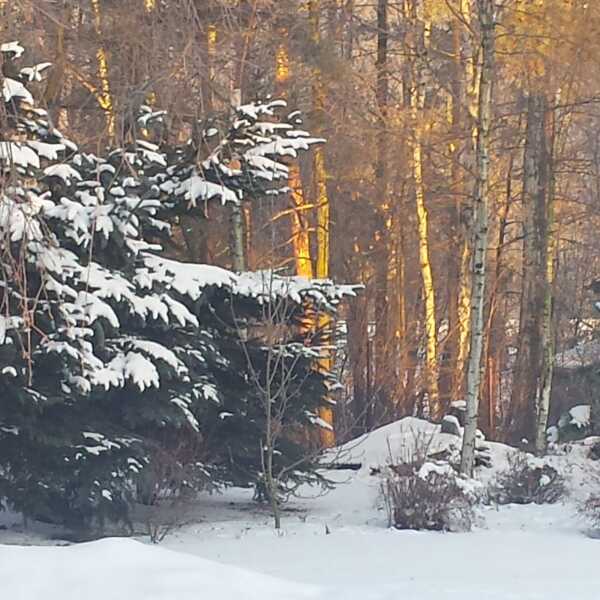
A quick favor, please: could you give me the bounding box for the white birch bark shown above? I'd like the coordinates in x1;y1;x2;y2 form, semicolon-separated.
460;0;496;476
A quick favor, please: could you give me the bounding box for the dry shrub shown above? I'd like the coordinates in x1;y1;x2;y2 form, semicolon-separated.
379;431;475;532
489;452;566;505
382;467;475;532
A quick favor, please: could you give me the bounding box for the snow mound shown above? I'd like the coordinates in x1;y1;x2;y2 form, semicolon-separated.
333;416;599;498
0;537;318;600
336;417;509;476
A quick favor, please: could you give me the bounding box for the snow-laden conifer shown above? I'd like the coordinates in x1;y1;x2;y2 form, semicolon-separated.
0;43;355;529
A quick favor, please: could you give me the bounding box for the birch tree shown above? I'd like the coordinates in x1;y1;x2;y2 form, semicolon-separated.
460;0;496;477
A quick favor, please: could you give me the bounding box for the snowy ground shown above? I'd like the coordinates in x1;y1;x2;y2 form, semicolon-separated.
3;418;600;599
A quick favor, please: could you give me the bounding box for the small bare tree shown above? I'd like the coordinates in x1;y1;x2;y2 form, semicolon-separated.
235;272;336;529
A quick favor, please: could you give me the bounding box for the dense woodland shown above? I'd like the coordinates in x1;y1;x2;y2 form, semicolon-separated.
3;0;600;530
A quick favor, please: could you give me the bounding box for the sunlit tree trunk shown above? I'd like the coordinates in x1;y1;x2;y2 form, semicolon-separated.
274;32;314;278
309;1;330;283
447;4;475;407
409;3;439;419
90;0;115;140
451;0;479;401
207;23;217;109
309;0;335;447
461;0;496;476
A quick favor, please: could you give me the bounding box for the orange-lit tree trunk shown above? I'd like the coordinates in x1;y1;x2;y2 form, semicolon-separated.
90;0;115;140
275;32;313;278
448;1;477;407
309;0;335;447
408;3;440;419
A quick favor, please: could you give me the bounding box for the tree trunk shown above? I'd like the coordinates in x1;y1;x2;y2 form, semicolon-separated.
347;295;369;433
535;96;559;454
447;5;473;408
90;0;115;140
229;0;256;273
460;0;496;477
373;0;391;424
481;150;514;438
509;94;550;446
274;30;314;278
229;203;246;272
289;165;314;278
310;0;335;447
409;5;439;419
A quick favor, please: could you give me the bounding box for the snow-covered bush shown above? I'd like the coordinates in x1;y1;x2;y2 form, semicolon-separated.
551;405;592;443
378;431;477;532
488;452;566;505
0;42;356;531
381;461;475;532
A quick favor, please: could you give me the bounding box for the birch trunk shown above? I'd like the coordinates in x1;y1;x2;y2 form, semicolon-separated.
534;197;555;453
230;205;246;272
460;0;496;476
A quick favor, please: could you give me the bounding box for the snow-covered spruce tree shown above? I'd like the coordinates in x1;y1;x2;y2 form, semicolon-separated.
0;43;355;530
0;41;159;527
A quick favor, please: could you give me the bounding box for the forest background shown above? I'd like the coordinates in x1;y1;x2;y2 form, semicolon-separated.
4;0;600;451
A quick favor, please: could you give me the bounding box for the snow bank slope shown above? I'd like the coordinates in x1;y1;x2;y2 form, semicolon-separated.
0;537;318;600
336;416;511;477
335;416;599;497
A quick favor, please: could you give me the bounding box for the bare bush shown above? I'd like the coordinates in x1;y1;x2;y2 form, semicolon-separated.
488;452;566;505
135;500;190;544
381;464;475;532
379;431;475;532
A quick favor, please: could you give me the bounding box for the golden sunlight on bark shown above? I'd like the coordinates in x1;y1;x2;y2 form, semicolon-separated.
90;0;115;139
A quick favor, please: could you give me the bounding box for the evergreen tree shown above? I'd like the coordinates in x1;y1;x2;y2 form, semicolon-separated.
0;43;355;530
